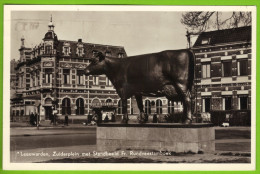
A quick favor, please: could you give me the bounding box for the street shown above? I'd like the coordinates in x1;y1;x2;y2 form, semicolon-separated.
9;125;251;163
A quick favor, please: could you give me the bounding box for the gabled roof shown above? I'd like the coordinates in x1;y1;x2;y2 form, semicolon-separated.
193;26;251;47
57;40;126;58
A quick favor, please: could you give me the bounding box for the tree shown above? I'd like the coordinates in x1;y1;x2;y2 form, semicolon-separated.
181;12;252;34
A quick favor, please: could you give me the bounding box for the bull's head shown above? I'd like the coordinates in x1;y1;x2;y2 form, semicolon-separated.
85;52;106;76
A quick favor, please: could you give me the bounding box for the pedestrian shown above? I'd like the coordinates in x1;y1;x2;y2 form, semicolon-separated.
35;113;40;126
50;113;54;125
53;113;57;125
153;112;158;123
104;115;109;122
64;115;69;126
30;112;35;126
111;112;115;122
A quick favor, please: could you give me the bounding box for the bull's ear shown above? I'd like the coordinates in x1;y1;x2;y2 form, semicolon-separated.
97;52;105;62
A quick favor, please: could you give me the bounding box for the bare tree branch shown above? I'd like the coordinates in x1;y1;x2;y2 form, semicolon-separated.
181;11;251;34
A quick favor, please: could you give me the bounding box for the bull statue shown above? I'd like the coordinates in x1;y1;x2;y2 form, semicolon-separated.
85;49;194;124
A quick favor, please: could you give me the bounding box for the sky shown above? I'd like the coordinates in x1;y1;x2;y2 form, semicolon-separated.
11;11;190;60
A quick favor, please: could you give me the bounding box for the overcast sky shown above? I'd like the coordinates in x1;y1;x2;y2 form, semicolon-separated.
11;11;192;60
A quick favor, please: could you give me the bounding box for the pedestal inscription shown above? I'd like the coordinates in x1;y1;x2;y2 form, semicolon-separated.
97;123;215;153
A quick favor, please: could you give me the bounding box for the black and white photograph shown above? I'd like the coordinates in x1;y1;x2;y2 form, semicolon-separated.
3;5;256;170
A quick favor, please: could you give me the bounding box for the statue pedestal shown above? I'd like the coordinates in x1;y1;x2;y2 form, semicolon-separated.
97;123;215;153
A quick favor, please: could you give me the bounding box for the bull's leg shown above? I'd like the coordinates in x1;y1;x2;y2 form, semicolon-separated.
135;94;145;123
121;98;129;124
172;83;192;124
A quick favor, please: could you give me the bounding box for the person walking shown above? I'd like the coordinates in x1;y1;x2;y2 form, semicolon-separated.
64;115;69;126
153;112;158;123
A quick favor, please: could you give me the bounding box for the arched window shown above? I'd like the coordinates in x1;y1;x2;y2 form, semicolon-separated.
118;100;123;114
156;99;162;114
62;98;71;115
168;100;174;114
106;99;112;103
76;98;84;115
145;100;151;114
45;98;52;105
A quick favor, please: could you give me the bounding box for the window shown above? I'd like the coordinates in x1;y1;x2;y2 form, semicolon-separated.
76;98;84;115
93;76;99;85
222;61;232;77
203;98;211;112
145;100;151;114
239;96;248;110
168;101;174;114
238;59;248;76
45;46;51;54
223;96;232;110
34;73;37;86
106;99;112;103
64;47;70;56
45;68;52;84
77;70;84;85
118;53;124;58
30;74;33;87
92;50;98;57
201;38;210;45
37;71;40;86
62;98;71;115
105;52;111;57
106;78;112;86
78;47;84;57
21;110;24;116
156;99;162;114
63;69;70;84
118;100;123;114
202;63;211;78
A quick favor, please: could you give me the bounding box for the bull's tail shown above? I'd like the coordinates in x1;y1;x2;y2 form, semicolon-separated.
187;49;195;92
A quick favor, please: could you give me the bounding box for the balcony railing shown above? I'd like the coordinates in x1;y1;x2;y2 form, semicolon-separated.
16;88;24;94
40;50;56;56
42;83;53;88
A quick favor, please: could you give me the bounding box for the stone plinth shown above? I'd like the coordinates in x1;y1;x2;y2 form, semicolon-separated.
97;123;215;153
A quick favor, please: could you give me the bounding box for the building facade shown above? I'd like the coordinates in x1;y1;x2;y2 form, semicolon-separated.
11;18;129;122
10;18;185;122
12;18;251;123
192;26;251;116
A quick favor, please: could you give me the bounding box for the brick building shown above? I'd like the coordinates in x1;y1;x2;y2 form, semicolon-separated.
192;26;251;116
10;17;185;122
11;18;128;122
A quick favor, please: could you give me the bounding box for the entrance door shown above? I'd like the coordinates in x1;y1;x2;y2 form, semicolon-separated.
45;106;52;120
